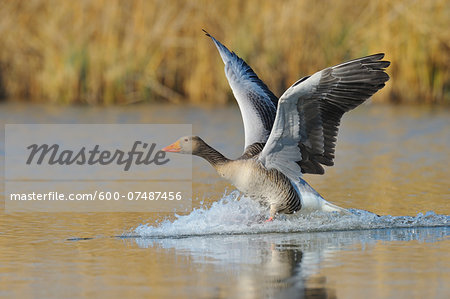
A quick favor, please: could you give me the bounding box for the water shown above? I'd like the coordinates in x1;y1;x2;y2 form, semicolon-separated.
0;103;449;298
131;191;447;237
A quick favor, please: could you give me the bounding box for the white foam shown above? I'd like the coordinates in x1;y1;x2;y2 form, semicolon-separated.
130;190;449;238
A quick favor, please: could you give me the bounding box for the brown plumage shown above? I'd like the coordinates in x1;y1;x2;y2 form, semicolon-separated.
163;136;302;218
162;32;390;220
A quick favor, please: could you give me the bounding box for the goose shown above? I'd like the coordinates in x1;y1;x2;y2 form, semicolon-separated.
162;31;390;221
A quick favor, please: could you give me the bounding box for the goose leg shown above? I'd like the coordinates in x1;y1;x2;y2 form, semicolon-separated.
265;206;277;222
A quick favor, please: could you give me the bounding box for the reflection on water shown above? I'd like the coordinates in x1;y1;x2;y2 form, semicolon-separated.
0;103;449;298
132;233;332;299
126;227;447;299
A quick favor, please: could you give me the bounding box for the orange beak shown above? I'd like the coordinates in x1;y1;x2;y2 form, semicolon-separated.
162;140;181;152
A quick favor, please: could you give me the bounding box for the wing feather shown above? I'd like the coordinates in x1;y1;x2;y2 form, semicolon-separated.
259;53;390;176
204;30;278;151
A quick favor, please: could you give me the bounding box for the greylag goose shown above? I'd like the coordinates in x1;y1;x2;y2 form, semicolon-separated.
163;31;390;221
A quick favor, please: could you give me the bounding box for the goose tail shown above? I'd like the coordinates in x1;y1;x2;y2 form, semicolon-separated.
322;201;352;215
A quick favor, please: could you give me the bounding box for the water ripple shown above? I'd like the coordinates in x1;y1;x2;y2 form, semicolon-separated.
130;191;449;238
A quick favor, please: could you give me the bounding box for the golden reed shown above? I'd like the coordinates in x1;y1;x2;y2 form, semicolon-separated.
0;0;448;105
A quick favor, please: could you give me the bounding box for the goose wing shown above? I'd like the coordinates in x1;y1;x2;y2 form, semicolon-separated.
204;30;278;153
258;54;390;180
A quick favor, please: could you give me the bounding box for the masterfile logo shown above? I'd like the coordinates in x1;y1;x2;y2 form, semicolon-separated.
4;124;192;212
25;141;170;171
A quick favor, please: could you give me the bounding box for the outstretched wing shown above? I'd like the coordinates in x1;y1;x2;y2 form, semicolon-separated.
204;30;278;153
258;54;390;179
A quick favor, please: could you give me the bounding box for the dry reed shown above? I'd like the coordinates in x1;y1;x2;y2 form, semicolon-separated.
0;0;448;105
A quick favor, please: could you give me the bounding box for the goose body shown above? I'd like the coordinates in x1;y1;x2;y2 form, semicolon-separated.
163;31;390;220
217;159;302;215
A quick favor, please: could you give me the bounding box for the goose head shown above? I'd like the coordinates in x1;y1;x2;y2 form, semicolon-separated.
162;136;202;155
162;136;228;167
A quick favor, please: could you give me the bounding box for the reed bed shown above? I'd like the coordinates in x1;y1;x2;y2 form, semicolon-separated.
0;0;448;105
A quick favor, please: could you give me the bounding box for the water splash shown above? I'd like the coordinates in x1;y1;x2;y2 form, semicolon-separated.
130;190;449;238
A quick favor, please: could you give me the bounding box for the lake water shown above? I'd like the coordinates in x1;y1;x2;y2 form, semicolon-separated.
0;103;449;298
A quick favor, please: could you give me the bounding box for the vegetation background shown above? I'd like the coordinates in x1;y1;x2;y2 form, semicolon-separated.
0;0;448;105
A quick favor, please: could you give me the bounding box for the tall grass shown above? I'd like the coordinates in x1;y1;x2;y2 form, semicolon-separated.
0;0;448;104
